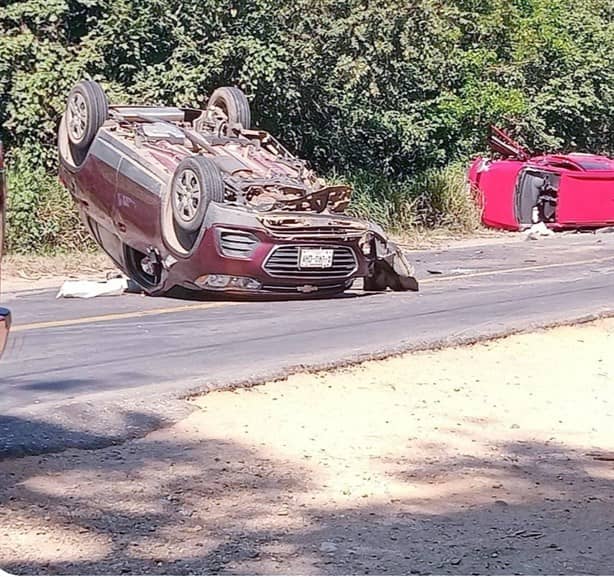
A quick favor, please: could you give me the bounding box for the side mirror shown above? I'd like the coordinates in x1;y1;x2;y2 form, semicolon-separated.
0;139;10;357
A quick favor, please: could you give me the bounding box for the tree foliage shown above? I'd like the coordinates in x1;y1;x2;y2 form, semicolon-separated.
2;0;612;170
0;0;612;249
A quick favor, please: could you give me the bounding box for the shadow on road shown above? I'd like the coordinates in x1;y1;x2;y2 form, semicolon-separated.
1;417;612;575
162;285;375;303
0;411;174;460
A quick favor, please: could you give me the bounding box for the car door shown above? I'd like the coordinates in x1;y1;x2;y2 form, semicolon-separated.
113;149;165;252
476;159;524;230
59;133;120;233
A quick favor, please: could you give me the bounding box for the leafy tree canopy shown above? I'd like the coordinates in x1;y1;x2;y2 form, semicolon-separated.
1;0;612;174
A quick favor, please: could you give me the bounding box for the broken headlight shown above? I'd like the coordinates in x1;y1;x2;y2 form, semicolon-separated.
358;232;374;256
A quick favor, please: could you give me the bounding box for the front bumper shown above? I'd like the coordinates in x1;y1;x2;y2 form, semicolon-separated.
163;205;418;295
166;225;369;295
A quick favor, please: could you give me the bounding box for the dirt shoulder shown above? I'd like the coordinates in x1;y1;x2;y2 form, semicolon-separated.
2;318;614;575
1;253;119;293
391;226;518;250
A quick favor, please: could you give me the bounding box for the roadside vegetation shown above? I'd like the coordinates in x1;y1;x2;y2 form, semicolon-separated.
1;0;612;253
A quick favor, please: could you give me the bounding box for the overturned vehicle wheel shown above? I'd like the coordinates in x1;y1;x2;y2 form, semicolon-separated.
171;156;225;233
123;245;166;296
207;87;251;134
65;80;108;165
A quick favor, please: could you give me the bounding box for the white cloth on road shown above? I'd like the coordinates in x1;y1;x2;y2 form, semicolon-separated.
56;278;129;299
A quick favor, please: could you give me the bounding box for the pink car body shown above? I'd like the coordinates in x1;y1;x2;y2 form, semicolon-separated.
469;128;614;231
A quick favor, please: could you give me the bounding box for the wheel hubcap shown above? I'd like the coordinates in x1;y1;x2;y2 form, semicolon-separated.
174;169;201;222
67;92;88;142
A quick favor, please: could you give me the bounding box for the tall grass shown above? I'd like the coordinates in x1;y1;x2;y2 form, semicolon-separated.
347;163;481;233
6;161;95;254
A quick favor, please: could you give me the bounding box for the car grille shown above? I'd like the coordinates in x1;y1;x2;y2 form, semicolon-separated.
261;225;365;239
263;246;357;279
218;229;259;258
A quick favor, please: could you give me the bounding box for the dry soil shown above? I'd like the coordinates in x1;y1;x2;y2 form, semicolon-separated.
1;319;614;575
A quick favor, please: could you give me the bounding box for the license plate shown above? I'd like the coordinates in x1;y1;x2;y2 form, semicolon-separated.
299;248;334;269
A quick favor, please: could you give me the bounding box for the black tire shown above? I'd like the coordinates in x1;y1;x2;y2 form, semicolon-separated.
207;86;251;130
364;261;419;292
171;156;225;233
363;273;388;292
397;275;419;291
66;80;108;162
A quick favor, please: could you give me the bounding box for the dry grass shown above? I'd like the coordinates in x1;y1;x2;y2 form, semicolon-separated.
2;252;118;292
390;225;515;250
348;163;482;234
3;252;116;279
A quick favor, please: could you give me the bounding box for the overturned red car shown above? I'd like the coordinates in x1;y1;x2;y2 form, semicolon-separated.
58;81;418;297
469;128;614;231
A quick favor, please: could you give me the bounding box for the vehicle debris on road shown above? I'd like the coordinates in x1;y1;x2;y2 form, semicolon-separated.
524;221;555;240
58;81;418;298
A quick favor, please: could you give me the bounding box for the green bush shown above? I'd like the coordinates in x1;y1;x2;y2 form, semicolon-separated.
6;152;94;254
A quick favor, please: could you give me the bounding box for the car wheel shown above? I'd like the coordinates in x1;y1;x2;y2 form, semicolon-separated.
123;245;166;296
65;80;108;162
363;275;388;292
171;156;225;233
364;262;419;292
207;87;251;131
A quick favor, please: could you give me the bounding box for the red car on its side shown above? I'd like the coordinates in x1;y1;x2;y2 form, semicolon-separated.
468;127;614;231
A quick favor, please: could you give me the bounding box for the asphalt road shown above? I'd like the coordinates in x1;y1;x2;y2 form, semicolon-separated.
2;232;614;457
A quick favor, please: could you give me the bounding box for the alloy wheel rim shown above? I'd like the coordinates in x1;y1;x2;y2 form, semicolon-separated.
175;169;201;222
68;92;88;143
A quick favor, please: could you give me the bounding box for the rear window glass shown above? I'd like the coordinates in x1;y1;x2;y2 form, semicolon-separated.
574;160;614;171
